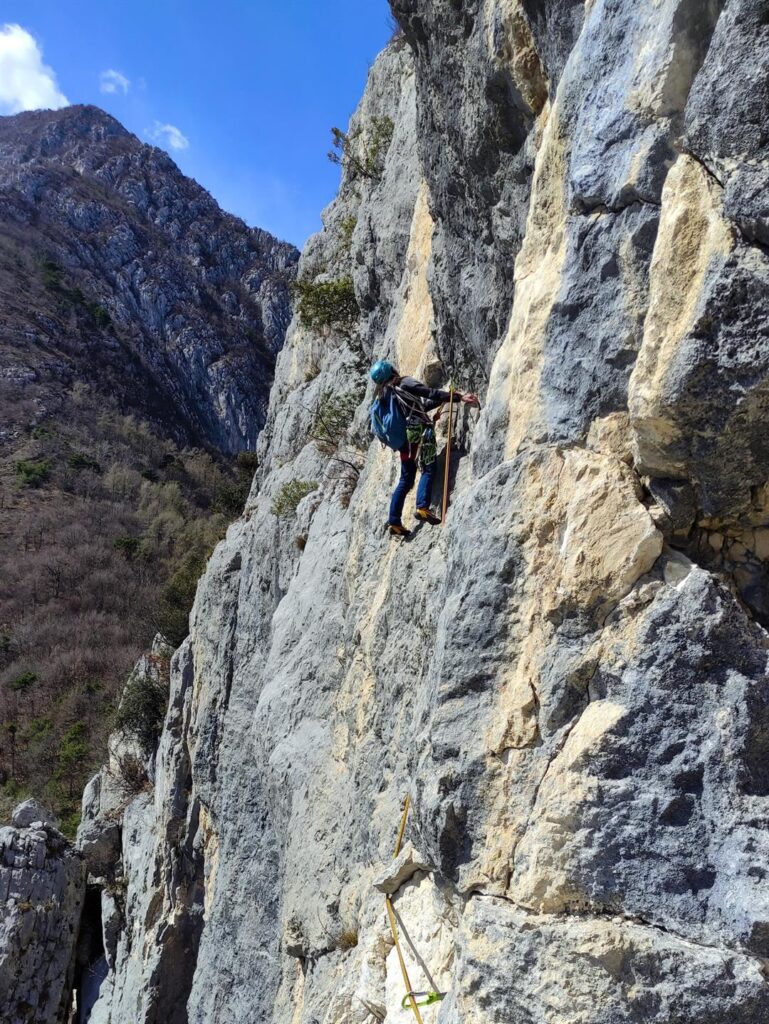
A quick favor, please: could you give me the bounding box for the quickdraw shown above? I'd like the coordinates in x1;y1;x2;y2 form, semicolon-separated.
401;991;445;1010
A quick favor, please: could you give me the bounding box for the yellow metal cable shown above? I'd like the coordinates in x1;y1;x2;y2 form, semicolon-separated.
386;895;424;1024
441;386;455;525
386;796;423;1023
393;794;411;857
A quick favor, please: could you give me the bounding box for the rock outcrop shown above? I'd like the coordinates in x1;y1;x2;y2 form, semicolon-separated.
0;808;85;1024
42;1;769;1021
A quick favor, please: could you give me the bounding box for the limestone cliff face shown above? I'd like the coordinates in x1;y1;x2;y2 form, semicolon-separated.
75;3;769;1023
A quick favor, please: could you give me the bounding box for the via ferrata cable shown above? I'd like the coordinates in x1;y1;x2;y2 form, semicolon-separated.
441;386;455;525
386;795;424;1023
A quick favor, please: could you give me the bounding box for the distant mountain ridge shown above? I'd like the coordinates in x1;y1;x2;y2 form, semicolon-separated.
0;104;299;452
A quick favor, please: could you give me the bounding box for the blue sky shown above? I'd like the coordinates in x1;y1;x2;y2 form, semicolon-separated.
0;2;394;246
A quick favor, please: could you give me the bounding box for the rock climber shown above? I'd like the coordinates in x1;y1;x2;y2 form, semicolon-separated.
369;360;480;537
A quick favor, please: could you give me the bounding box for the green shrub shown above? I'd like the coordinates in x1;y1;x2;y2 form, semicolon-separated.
68;451;102;472
367;116;395;173
0;781;29;826
23;717;52;742
154;552;207;647
328;116;394;180
312;390;361;455
41;258;63;291
15;459;52;487
55;723;90;797
295;278;359;333
236;451;259;477
86;302;112;328
114;535;140;561
112;752;151;797
30;425;56;440
58;806;82;839
213;480;249;518
339;216;357;252
10;671;37;693
41;259;111;327
114;677;167;755
271;480;318;519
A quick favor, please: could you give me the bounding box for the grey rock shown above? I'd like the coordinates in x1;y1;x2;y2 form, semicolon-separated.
446;896;769;1023
559;0;721;213
391;0;546;384
11;799;57;830
647;478;697;537
632;187;769;518
372;843;432;894
539;204;659;443
101;891;121;970
685;0;769;245
0;824;85;1024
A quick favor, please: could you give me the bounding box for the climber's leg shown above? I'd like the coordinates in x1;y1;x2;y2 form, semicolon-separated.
389;449;417;526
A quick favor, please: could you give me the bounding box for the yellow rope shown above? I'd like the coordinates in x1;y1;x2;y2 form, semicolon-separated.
386;794;424;1022
386;896;424;1024
393;794;411;857
441;386;455;526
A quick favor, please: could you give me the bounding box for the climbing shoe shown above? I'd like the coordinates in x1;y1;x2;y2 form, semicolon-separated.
388;522;411;538
414;508;441;525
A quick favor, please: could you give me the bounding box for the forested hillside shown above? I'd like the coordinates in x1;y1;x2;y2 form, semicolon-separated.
0;105;298;829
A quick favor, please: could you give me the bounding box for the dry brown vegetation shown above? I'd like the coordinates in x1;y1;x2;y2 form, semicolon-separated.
0;391;255;834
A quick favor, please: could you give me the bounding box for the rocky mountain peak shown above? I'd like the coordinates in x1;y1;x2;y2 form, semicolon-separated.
0;103;299;451
0;104;131;159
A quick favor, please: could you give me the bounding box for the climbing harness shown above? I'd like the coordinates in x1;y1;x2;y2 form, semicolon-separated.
441;386;455;525
405;423;437;470
419;428;437;470
385;795;446;1021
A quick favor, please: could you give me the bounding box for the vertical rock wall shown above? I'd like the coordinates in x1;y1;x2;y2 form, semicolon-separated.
77;3;769;1022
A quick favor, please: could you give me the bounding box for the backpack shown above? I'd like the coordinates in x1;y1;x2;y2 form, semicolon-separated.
370;387;408;451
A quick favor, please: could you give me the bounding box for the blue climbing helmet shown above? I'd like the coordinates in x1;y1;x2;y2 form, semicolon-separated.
370;360;396;384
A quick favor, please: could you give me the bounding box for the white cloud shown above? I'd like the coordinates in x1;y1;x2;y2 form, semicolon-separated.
99;69;130;95
0;23;68;114
150;121;189;151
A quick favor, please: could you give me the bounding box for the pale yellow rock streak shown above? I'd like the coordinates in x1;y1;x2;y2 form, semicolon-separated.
198;805;220;919
477;449;661;895
394;180;436;377
489;448;662;756
507;575;672;913
510;703;630;912
484;0;549;116
483;102;569;458
629;155;734;475
382;875;455;1024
